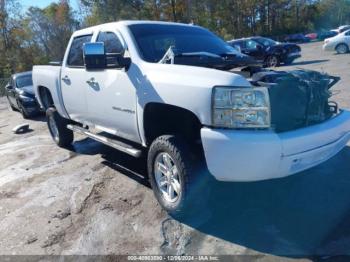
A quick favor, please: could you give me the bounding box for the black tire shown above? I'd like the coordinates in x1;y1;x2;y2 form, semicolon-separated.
265;55;280;67
336;43;349;54
46;107;73;148
148;135;210;217
17;100;30;119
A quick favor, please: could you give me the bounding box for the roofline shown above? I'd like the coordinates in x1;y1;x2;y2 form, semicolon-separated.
229;37;256;42
73;20;199;36
13;71;32;78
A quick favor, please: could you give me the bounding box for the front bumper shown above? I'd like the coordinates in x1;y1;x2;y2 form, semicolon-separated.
287;52;301;59
201;110;350;182
21;100;42;115
323;43;335;51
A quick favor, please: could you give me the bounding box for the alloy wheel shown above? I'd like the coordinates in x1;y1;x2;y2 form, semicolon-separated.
48;116;59;142
336;44;348;54
154;152;182;203
267;56;278;67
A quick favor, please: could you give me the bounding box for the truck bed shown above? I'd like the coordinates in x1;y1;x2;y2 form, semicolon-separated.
32;65;69;118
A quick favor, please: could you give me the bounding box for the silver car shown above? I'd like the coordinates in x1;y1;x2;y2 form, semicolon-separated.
323;29;350;54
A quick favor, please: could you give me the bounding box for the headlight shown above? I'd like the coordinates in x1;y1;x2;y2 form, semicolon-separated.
19;95;34;102
212;87;271;128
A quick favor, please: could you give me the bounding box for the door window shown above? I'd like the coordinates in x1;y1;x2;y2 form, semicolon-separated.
97;32;124;54
67;35;92;67
97;32;124;66
246;40;258;49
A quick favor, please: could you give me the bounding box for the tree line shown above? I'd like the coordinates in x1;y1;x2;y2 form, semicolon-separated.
0;0;349;78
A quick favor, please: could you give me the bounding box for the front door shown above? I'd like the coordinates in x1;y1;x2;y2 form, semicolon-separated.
345;30;350;46
84;31;140;143
242;39;265;62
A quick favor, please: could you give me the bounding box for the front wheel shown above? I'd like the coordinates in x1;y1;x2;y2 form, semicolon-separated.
46;107;73;148
336;43;349;54
17;100;30;119
148;135;209;217
265;55;280;67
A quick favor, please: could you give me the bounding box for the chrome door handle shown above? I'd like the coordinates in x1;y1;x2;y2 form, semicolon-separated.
62;75;70;82
86;77;97;85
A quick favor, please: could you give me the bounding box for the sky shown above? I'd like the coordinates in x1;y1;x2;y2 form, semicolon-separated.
20;0;79;11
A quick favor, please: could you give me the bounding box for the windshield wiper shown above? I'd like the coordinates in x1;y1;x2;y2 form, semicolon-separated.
158;46;261;70
158;46;221;64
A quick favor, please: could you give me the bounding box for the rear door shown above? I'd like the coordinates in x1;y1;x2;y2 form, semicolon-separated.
84;31;140;143
61;34;92;123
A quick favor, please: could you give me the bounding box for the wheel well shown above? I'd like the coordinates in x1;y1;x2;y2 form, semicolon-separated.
38;86;54;110
336;43;349;48
143;103;202;145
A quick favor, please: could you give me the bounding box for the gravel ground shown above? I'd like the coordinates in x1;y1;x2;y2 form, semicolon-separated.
0;41;349;261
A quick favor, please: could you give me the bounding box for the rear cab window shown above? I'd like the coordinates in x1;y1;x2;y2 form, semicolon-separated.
67;35;93;67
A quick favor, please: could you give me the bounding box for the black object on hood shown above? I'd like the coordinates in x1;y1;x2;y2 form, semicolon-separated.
252;69;340;132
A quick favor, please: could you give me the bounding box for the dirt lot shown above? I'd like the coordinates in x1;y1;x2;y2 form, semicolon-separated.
0;41;349;260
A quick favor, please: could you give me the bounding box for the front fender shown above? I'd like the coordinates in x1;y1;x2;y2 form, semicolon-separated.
133;62;251;145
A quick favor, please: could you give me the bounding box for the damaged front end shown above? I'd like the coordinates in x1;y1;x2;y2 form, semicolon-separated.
251;69;340;132
158;46;341;133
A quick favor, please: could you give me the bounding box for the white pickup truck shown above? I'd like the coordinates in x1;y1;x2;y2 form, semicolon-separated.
33;21;350;215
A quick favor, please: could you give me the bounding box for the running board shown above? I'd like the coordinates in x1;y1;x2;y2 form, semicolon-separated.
67;124;142;157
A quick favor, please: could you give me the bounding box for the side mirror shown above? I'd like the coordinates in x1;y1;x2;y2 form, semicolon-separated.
256;44;263;50
83;42;106;70
83;42;131;70
233;45;241;53
5;84;13;90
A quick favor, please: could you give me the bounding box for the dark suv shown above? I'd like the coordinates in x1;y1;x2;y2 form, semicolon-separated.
228;37;301;67
5;71;41;118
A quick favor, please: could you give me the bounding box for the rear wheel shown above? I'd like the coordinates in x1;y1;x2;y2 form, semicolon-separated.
265;55;280;67
336;43;349;54
46;107;73;148
148;135;210;217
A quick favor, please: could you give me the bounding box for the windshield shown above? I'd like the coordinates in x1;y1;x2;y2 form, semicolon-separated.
16;75;33;88
128;24;238;63
254;37;277;47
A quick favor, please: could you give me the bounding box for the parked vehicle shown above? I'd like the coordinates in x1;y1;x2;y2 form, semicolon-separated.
332;25;350;34
305;33;317;41
32;21;350;216
5;71;41;118
228;36;301;67
305;31;338;41
285;33;310;43
317;30;338;41
339;25;350;33
323;29;350;54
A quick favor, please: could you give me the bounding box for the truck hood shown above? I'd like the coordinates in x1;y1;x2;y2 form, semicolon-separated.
144;63;251;87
